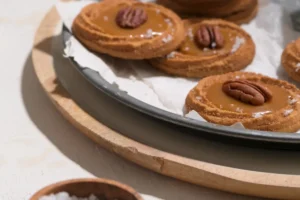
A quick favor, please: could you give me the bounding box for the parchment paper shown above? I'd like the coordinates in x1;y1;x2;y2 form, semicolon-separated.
56;0;300;129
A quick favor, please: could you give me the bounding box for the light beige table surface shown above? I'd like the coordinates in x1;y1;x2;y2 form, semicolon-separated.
0;0;269;199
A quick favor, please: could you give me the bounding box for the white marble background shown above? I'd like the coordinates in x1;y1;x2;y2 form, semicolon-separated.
0;0;272;199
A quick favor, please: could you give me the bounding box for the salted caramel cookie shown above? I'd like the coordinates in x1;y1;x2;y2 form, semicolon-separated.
149;19;255;78
185;72;300;133
281;38;300;82
156;0;258;25
72;0;185;59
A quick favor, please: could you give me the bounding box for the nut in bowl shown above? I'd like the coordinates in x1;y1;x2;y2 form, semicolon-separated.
30;178;143;200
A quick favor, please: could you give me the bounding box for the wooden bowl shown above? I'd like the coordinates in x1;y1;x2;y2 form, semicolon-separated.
30;178;143;200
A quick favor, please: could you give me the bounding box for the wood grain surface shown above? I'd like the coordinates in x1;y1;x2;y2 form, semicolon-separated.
31;5;300;200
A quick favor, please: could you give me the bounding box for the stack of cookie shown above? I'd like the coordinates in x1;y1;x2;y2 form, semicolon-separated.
71;0;300;132
156;0;258;25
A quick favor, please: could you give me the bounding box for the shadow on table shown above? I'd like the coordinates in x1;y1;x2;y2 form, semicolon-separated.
21;35;259;200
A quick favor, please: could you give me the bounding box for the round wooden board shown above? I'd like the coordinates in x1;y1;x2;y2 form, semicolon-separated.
32;5;300;200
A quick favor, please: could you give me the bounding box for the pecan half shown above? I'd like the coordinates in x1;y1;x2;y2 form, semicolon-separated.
222;80;272;106
196;25;224;49
116;7;148;29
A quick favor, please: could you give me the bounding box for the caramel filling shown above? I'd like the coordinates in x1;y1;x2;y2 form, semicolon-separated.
91;4;169;38
180;26;241;56
206;82;290;114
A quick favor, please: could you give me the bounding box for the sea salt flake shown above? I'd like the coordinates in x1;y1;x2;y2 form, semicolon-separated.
145;29;153;38
103;16;108;21
283;109;293;117
184;47;190;51
235;76;240;79
162;34;173;43
252;113;263;118
296;63;300;72
211;42;217;48
164;18;171;23
288;98;298;105
156;9;161;14
187;28;193;40
164;18;173;26
231;37;245;53
236;107;243;113
196;96;202;100
203;48;209;52
166;51;176;59
39;192;101;200
252;111;271;118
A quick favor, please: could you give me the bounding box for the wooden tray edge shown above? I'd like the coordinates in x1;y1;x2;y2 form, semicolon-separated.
31;5;300;200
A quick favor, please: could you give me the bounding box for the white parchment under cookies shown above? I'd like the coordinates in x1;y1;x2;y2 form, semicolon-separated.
56;0;300;130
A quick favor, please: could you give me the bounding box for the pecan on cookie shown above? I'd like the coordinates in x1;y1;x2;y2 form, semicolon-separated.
72;0;185;59
185;72;300;133
196;25;224;49
149;19;255;78
116;7;148;29
222;80;272;106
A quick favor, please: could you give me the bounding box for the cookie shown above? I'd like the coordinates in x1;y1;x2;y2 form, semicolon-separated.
281;38;300;82
185;72;300;133
72;0;185;59
156;0;258;25
149;19;255;78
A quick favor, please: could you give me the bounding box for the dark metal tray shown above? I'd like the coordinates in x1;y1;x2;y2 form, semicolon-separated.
62;27;300;149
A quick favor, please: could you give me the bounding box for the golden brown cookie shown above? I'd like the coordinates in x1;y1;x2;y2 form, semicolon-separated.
185;72;300;133
156;0;258;25
149;19;255;78
72;0;185;59
281;38;300;82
